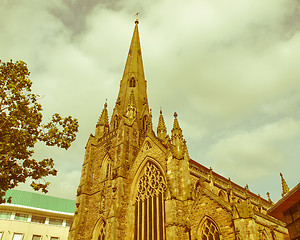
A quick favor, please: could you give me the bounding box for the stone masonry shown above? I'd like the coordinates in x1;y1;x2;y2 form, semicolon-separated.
69;20;289;240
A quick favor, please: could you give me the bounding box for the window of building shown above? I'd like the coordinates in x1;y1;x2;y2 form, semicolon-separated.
31;215;46;224
129;77;136;87
91;219;106;240
200;218;220;240
32;235;42;240
66;220;72;227
134;162;166;240
12;233;24;240
50;237;59;240
0;232;3;240
49;218;63;226
0;211;11;219
14;213;28;221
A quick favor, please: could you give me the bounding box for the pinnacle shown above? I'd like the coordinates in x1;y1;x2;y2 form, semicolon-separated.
172;112;181;131
157;110;167;132
97;102;109;126
280;173;290;197
266;192;273;204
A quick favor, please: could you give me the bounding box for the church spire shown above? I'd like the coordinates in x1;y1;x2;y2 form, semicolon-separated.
111;20;150;130
122;20;145;81
280;173;290;197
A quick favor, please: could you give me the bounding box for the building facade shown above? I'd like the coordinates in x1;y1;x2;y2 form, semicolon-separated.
0;190;75;240
69;20;289;240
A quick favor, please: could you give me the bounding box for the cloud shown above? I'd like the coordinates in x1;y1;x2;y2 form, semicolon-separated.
1;0;300;200
208;118;300;181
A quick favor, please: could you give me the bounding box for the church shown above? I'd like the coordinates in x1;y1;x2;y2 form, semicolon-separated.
69;20;288;240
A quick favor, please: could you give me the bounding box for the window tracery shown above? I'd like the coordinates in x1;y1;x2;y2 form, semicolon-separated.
92;219;106;240
134;162;166;240
200;218;220;240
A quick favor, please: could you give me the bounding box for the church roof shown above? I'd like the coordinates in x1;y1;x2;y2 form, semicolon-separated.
189;159;272;205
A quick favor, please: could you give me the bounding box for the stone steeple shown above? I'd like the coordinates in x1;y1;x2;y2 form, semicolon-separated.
111;20;150;131
280;173;290;197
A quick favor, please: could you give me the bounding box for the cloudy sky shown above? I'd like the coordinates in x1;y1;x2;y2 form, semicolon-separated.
1;0;299;202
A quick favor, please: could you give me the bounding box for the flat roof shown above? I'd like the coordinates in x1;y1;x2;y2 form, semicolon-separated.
3;189;76;214
267;182;300;221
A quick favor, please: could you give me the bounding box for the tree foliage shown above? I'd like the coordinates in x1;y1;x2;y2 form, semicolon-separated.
0;60;79;203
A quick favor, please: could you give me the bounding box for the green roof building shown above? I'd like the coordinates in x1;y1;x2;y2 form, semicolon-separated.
0;190;75;240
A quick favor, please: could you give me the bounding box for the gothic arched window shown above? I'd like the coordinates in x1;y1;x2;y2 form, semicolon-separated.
134;162;166;240
200;218;220;240
91;219;106;240
129;77;136;87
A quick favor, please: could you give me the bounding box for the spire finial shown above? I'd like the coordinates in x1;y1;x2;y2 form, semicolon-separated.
135;12;140;24
280;173;290;197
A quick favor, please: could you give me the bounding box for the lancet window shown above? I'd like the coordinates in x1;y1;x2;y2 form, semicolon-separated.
129;77;136;87
134;162;166;240
200;218;220;240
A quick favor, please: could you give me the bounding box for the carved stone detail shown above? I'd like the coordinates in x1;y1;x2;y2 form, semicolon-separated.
136;162;166;201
